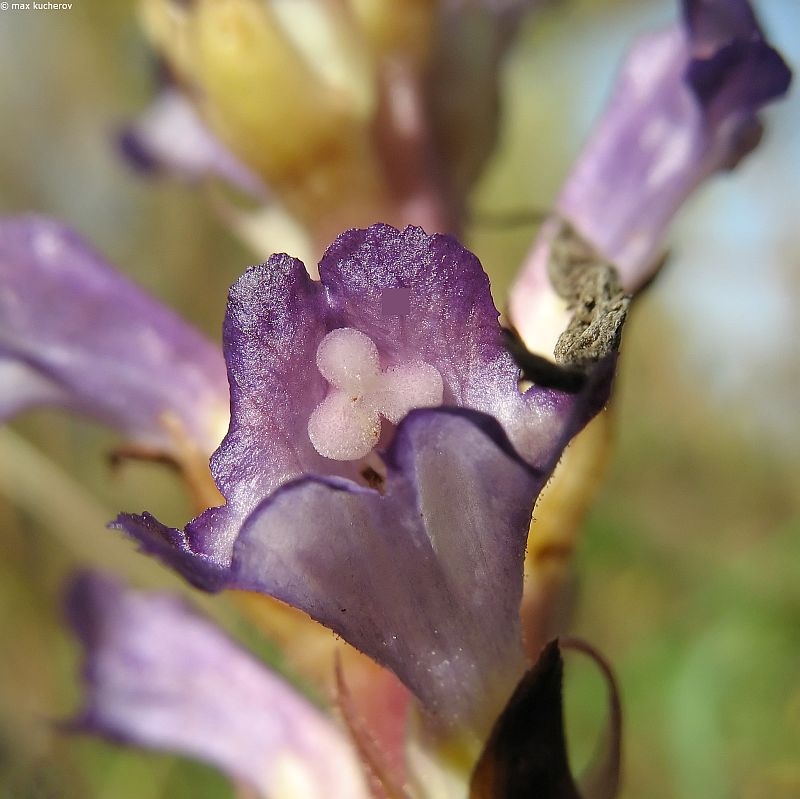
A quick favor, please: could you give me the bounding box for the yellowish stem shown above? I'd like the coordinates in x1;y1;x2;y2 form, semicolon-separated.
522;408;615;657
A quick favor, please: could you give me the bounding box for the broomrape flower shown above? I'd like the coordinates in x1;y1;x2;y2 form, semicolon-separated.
0;218;229;462
66;572;371;799
1;216;617;795
112;221;615;735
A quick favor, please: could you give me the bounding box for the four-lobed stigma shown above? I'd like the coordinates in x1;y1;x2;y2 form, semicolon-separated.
308;327;443;460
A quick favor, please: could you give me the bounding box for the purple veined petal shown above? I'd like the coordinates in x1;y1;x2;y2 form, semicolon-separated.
231;408;556;733
509;0;790;354
184;254;338;563
119;89;268;200
67;572;369;799
319;225;514;407
0;216;229;456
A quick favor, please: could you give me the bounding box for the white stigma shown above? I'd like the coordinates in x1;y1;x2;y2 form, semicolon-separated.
308;328;443;461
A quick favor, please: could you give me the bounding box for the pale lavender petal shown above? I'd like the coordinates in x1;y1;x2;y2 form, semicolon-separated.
231;409;548;731
557;0;790;286
119;90;267;199
67;572;369;799
509;0;790;351
0;216;228;455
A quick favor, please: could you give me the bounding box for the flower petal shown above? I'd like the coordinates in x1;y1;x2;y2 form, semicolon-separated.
117;226;581;572
509;0;791;353
320;225;510;404
119;89;268;199
231;408;545;732
67;572;369;799
558;0;790;285
185;254;339;562
0;216;228;455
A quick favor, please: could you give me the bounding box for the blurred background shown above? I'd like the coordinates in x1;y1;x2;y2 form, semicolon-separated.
0;0;797;796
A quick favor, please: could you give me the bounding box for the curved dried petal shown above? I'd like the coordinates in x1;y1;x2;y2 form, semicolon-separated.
119;89;268;199
469;638;622;799
0;216;228;455
67;572;369;799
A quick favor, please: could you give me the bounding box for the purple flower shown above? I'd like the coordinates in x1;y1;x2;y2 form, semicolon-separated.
67;572;370;799
119;89;269;200
509;0;791;354
67;573;621;798
115;223;611;731
0;216;229;459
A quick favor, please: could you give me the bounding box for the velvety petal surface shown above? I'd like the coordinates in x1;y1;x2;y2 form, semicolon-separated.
509;0;790;352
67;572;369;799
231;409;548;732
0;216;228;455
119;89;267;198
